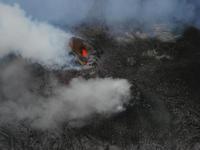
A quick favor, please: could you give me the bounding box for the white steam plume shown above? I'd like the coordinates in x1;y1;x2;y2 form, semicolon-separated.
0;2;74;69
1;0;200;29
0;61;131;129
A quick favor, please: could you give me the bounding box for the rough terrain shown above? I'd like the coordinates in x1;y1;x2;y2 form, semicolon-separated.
0;25;200;150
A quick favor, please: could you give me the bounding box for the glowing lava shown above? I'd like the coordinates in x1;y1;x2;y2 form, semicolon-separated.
82;48;88;57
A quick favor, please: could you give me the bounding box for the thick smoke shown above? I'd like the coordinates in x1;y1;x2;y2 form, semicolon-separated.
0;60;131;129
106;0;197;25
0;2;74;69
1;0;200;29
0;2;131;129
0;0;94;24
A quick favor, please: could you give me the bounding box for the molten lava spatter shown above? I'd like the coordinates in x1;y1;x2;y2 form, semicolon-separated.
82;48;88;57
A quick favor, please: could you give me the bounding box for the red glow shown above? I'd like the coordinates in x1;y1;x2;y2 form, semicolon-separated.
82;48;88;57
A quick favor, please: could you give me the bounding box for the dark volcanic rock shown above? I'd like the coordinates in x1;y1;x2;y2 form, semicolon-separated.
1;26;200;150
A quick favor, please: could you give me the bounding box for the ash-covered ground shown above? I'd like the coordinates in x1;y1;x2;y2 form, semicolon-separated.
0;25;200;150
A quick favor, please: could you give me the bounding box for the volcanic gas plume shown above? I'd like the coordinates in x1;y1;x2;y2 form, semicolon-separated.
2;0;200;29
0;60;131;129
0;2;131;129
0;2;74;69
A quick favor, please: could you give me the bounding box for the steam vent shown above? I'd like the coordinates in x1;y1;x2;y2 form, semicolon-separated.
0;1;200;150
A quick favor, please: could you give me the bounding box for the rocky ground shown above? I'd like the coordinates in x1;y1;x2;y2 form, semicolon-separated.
0;25;200;150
